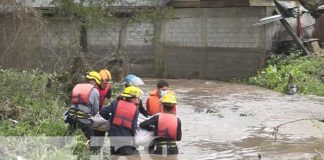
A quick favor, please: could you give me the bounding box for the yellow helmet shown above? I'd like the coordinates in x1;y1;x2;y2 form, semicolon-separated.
99;69;112;81
121;86;143;98
86;71;102;85
161;93;177;104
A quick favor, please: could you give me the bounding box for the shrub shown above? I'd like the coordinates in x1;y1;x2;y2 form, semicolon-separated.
247;54;324;96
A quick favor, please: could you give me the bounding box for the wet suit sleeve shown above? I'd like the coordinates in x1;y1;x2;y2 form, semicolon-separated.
106;88;112;99
139;115;159;132
99;100;117;120
145;98;150;114
131;110;139;136
177;118;182;141
138;99;150;117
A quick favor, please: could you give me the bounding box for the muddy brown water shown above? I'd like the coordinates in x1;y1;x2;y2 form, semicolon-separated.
111;79;324;160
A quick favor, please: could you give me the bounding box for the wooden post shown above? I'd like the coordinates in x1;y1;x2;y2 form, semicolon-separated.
280;19;312;55
200;8;208;79
154;20;164;78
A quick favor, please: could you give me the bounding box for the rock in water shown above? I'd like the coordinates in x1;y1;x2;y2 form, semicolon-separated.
287;84;297;95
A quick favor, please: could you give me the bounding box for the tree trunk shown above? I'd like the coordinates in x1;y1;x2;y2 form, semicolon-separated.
117;17;130;54
80;22;88;53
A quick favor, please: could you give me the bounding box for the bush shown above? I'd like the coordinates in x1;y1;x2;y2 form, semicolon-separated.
247;54;324;96
0;68;125;158
0;69;67;136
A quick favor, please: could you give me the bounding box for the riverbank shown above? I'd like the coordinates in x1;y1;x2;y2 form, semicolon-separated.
246;54;324;96
1;69;324;159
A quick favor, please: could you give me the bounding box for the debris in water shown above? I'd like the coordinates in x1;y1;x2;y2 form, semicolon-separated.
8;118;18;124
205;82;213;85
17;156;26;160
240;113;248;117
206;108;218;114
217;114;224;118
194;107;205;113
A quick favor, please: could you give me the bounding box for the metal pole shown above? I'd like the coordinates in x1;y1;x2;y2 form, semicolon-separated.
280;19;311;55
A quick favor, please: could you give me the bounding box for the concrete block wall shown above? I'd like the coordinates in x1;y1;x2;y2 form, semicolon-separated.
162;7;267;80
87;22;155;76
88;22;153;49
38;7;269;80
207;17;260;48
43;19;75;48
126;23;154;46
88;26;119;50
165;18;202;47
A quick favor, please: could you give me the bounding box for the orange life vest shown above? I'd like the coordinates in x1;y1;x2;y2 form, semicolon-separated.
157;113;178;140
146;90;177;115
96;83;110;110
112;100;137;129
146;90;162;116
71;83;94;106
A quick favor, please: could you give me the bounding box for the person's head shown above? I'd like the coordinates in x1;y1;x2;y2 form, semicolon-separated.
161;93;176;112
124;74;144;87
120;86;143;106
157;80;169;97
99;69;112;89
86;71;102;86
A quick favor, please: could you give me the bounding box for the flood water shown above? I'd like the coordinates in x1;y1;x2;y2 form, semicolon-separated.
127;79;324;160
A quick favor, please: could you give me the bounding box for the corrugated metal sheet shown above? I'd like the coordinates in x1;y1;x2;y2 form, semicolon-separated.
20;0;167;7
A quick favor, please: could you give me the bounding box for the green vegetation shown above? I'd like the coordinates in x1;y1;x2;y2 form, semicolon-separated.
0;69;66;136
247;53;324;96
0;69;123;159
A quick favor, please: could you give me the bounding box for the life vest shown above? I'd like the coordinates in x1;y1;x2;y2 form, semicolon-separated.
146;90;162;116
96;83;110;110
147;90;177;115
71;83;94;106
157;113;178;140
112;100;137;129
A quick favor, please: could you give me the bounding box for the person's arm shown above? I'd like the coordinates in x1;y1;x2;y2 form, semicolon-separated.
139;115;159;132
131;110;139;136
89;88;100;116
145;98;151;115
106;88;112;99
176;118;182;141
138;100;150;117
99;100;117;120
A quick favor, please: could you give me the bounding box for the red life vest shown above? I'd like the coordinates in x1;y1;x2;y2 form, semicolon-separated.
157;113;178;140
96;83;110;110
71;83;94;106
112;100;137;129
146;90;177;115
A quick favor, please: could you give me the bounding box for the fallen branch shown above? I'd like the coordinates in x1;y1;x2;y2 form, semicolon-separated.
272;118;322;141
315;149;324;159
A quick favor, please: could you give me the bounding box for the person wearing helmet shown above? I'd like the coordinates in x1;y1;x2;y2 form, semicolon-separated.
140;93;182;155
146;80;176;116
116;74;150;117
99;86;142;155
97;69;112;110
91;69;113;152
65;71;101;153
124;74;144;87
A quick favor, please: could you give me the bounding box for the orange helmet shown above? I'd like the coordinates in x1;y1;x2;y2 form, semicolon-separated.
99;69;112;82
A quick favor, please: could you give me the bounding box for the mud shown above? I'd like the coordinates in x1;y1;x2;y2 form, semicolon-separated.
117;79;324;160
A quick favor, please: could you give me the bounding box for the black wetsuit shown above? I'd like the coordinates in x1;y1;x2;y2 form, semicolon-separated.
140;114;182;155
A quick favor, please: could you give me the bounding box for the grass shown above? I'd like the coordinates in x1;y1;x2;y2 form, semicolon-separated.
0;68;123;159
246;53;324;96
